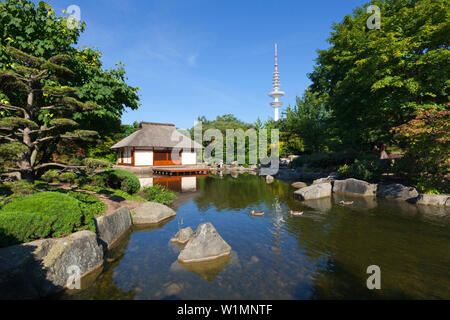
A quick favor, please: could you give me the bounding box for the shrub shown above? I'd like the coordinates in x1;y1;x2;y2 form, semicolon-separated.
338;156;384;182
141;185;177;206
0;192;96;247
290;150;360;169
59;172;77;184
41;169;61;182
80;185;146;203
89;169;140;194
83;158;110;172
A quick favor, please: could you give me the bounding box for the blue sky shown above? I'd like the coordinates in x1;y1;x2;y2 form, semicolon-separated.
42;0;367;129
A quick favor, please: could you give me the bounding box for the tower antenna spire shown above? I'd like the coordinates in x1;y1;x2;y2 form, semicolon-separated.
275;43;278;72
268;43;285;122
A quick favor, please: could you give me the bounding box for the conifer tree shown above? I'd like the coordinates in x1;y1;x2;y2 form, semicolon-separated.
0;46;99;179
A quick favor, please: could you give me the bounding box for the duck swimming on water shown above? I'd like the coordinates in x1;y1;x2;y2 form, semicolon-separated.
339;200;354;205
290;210;304;217
251;210;264;216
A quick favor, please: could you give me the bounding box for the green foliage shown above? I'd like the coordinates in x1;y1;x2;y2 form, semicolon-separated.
140;185;177;206
80;185;146;203
89;169;140;194
290;150;360;169
308;0;449;148
59;172;77;183
390;106;449;193
337;156;385;183
0;192;96;247
280;88;331;154
41;169;61;182
83;158;110;172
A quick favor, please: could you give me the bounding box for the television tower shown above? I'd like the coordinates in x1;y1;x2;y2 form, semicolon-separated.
268;43;285;121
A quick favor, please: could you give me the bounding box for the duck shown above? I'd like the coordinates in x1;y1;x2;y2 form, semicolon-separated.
339;200;354;205
290;210;304;217
251;210;265;217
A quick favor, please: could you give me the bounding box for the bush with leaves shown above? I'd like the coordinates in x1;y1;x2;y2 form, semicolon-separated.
140;185;177;206
58;172;77;184
89;169;140;194
391;106;449;194
338;156;385;182
0;192;96;247
40;169;61;182
83;158;110;173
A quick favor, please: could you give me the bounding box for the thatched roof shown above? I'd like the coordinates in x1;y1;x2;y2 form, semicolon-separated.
111;122;203;150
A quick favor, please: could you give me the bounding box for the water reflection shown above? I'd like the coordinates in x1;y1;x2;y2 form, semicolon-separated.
139;176;199;193
172;254;232;282
64;174;450;300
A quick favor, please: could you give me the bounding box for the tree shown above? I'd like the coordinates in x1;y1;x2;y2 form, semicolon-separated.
279;88;331;154
309;0;449;149
390;104;450;193
0;46;99;179
0;0;140;138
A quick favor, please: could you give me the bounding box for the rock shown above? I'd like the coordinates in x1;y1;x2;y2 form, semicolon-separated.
96;207;132;248
178;223;231;263
0;231;103;299
170;227;194;244
266;175;274;184
414;194;450;207
280;158;290;167
40;231;103;296
231;161;239;168
294;182;332;200
377;184;419;202
313;177;336;185
333;179;377;196
132;202;176;225
0;238;54;299
291;182;308;189
1;171;21;182
288;155;300;162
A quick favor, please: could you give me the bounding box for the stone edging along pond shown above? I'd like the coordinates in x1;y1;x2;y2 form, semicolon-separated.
0;202;177;299
292;176;450;208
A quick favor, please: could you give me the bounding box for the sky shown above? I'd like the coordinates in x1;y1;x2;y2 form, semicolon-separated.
41;0;368;129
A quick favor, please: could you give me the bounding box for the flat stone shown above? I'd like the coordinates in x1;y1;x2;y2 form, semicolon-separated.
333;179;377;196
178;223;231;263
294;182;332;200
170;227;194;244
96;207;132;248
415;194;450;207
291;182;308;189
377;184;419;202
132;202;176;225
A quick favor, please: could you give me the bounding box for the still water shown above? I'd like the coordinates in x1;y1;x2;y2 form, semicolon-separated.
64;174;450;300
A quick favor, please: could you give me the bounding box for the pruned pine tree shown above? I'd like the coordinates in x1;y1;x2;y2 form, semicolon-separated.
0;46;99;179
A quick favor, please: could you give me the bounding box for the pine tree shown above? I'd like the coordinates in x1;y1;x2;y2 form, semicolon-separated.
0;46;99;179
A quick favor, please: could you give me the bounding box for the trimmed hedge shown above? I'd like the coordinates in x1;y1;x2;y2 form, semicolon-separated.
0;192;97;248
90;169;140;194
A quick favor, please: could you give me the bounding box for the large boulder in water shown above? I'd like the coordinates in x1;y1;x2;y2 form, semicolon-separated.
333;178;377;196
294;182;332;200
377;184;419;202
415;194;450;207
178;223;231;263
132;202;176;225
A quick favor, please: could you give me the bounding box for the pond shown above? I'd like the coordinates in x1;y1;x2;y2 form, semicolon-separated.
62;174;450;300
